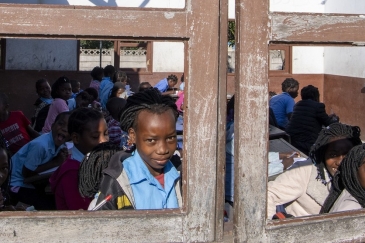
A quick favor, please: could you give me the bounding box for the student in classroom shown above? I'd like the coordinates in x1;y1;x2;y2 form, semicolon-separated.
70;80;83;99
105;97;127;148
49;108;109;210
32;79;53;133
267;123;362;219
154;74;179;95
321;144;365;214
99;65;116;109
9;112;70;210
89;66;104;97
95;88;182;210
138;82;152;93
42;76;72;133
0;93;39;155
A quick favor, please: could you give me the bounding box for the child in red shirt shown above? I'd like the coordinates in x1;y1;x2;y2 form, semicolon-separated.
0;93;39;154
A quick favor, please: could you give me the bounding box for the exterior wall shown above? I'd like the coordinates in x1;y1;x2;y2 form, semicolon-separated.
6;39;77;71
324;46;365;78
324;0;365;14
292;46;324;74
270;0;325;13
152;42;184;72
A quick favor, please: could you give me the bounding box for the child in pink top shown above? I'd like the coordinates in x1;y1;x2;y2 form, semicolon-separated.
42;77;72;133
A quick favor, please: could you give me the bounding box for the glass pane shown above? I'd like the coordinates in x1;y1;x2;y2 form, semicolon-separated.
120;41;147;69
269;50;285;70
79;40;114;71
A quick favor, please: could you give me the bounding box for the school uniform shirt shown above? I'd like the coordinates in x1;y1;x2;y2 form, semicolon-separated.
0;111;31;155
99;77;113;109
123;150;180;209
42;98;69;133
329;189;362;213
10;132;65;189
67;98;76;111
154;78;169;93
49;146;91;210
89;80;100;96
107;118;122;147
269;92;295;129
267;159;332;219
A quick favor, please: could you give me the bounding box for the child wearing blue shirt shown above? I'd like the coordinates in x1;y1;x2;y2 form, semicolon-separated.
154;74;178;95
96;88;182;210
9;112;70;210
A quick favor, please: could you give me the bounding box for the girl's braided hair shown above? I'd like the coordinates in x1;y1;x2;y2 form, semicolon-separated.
119;87;178;132
78;142;122;198
321;144;365;213
68;108;104;136
309;123;361;182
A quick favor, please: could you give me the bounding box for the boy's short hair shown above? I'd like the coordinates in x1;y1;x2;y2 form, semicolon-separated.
167;74;178;83
70;80;80;88
84;87;98;101
104;65;116;78
90;66;104;80
68;108;103;135
106;97;127;119
53;111;70;124
35;79;48;90
281;78;299;92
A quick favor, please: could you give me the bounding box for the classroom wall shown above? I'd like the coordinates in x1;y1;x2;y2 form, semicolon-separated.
323;74;365;141
324;0;365;14
153;42;184;72
6;39;77;71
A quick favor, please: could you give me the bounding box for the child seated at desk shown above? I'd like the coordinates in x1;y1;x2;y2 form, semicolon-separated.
32;79;53;133
50;108;109;210
9;112;70;210
95;88;182;210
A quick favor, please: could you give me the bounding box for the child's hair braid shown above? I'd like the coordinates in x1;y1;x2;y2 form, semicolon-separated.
78;142;121;198
119;88;178;132
321;144;365;213
68;108;103;135
309;123;361;182
51;76;71;99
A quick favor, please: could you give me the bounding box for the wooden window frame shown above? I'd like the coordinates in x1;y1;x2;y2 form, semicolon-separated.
269;44;291;76
0;2;228;242
115;40;153;74
234;3;365;242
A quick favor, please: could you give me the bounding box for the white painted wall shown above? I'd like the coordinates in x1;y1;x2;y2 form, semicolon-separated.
324;47;365;78
324;0;365;14
292;46;324;74
270;0;325;13
153;42;184;72
6;39;77;70
0;0;185;8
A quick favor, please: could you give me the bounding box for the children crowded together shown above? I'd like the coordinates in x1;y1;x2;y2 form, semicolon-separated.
0;66;364;226
0;66;184;212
